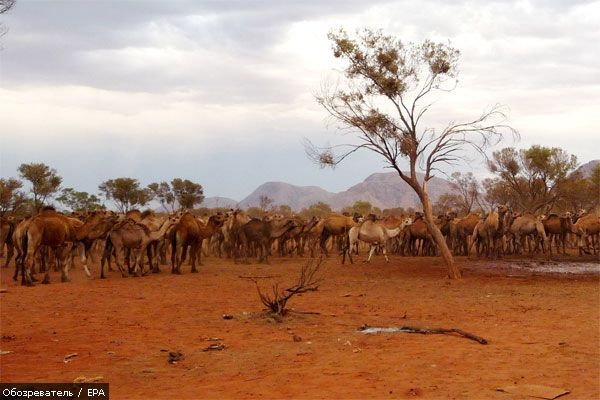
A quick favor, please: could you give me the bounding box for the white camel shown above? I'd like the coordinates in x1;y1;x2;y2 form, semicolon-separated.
343;216;412;264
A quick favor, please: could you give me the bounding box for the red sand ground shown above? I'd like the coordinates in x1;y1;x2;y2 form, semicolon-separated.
1;255;598;399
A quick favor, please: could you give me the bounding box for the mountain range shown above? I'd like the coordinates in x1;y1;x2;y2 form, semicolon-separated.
201;171;457;211
201;159;599;211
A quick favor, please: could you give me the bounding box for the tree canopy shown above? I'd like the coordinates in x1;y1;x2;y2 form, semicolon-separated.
99;178;153;213
18;162;62;212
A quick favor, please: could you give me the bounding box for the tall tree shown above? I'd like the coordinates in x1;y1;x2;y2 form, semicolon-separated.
0;177;27;216
171;178;204;210
18;162;62;212
307;29;515;278
486;145;578;213
300;202;332;219
449;172;482;214
57;188;104;212
99;178;152;213
148;181;176;212
343;200;373;216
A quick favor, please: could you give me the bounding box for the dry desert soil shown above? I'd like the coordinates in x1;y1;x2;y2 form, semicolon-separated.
1;255;598;399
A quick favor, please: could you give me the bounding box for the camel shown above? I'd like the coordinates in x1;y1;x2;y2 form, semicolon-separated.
102;214;179;278
469;219;488;257
171;212;202;274
542;213;573;255
277;216;319;256
344;215;412;264
304;218;326;257
508;213;549;256
195;213;226;266
11;217;32;283
572;213;600;255
1;216;18;268
405;214;434;256
454;213;480;255
20;208;113;285
471;205;509;258
221;209;251;262
319;213;361;257
238;218;298;264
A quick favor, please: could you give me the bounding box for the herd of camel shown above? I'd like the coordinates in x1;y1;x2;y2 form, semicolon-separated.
0;204;598;286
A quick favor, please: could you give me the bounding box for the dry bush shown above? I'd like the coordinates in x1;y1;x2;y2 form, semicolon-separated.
254;258;323;316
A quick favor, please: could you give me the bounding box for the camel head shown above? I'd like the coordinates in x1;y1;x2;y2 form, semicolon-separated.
210;212;226;227
497;204;509;215
401;217;413;228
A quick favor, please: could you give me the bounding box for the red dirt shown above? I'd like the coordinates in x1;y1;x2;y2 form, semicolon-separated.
1;256;598;399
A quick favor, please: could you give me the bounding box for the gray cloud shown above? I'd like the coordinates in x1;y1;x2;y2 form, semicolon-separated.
1;0;598;199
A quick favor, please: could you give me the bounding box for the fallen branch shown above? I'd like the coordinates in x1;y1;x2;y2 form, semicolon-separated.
359;325;488;345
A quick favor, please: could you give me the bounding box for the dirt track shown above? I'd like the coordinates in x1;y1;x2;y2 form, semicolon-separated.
1;256;598;399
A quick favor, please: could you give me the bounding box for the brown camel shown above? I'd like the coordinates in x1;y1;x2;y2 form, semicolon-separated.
102;214;179;278
406;214;434;256
21;208;113;285
195;213;226;266
221;209;251;262
454;213;480;255
542;213;573;255
471;205;509;258
572;213;600;255
171;212;202;274
277;216;319;256
239;218;298;264
1;216;18;268
11;217;32;283
319;213;361;257
508;213;549;256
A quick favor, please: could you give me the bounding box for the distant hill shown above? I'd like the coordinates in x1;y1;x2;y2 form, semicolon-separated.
233;171;457;211
239;182;335;210
575;159;600;177
330;172;456;210
200;196;238;209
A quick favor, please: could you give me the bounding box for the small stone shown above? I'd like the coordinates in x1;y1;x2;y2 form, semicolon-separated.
293;335;302;342
222;314;233;320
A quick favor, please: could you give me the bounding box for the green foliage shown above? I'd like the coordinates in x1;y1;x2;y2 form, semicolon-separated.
342;200;373;216
18;162;62;212
56;188;104;212
246;206;266;219
148;182;176;212
274;204;293;217
299;202;332;219
171;178;204;210
486;145;578;212
0;177;27;216
98;178;153;213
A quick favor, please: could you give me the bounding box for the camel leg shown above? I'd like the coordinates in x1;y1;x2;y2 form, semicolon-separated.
60;246;72;283
4;243;14;269
76;242;92;278
364;245;376;263
197;239;204;267
382;245;389;262
190;243;199;273
174;244;185;274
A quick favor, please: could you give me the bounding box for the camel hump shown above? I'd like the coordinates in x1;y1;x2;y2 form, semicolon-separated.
141;209;154;218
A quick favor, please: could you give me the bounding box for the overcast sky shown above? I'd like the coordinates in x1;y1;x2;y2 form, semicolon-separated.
1;0;598;200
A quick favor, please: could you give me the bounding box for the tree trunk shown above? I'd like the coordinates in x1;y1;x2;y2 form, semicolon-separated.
421;191;462;279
